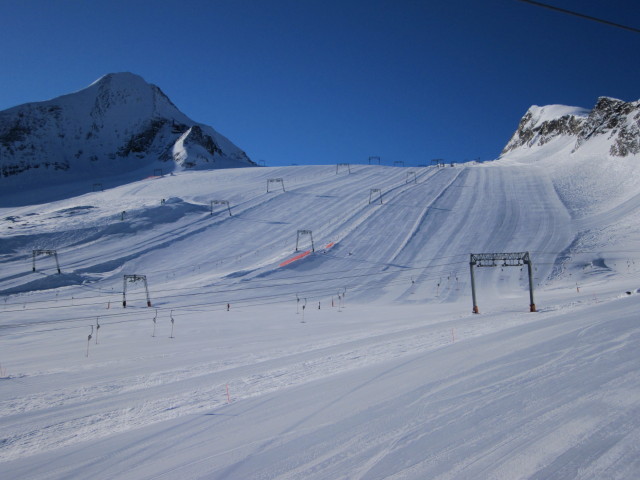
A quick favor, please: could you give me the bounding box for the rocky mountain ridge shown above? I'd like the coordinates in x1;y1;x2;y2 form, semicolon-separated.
0;73;255;189
502;96;640;157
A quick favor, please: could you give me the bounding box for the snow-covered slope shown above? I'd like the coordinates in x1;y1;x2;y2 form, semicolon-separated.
1;101;640;478
498;97;640;284
0;73;254;204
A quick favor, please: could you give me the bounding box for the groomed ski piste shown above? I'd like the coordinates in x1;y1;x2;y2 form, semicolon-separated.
1;138;640;479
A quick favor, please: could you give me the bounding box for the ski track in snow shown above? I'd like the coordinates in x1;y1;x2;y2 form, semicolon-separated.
1;161;640;479
0;305;536;462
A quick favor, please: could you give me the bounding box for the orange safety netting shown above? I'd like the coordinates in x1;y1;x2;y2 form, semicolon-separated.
279;250;311;267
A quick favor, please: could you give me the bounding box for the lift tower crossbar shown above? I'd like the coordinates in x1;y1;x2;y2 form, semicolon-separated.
469;252;536;314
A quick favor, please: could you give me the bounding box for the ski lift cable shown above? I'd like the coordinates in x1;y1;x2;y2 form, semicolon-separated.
0;268;468;335
514;0;640;34
4;248;639;313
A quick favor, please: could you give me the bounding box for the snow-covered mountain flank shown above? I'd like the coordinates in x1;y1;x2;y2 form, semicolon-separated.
502;96;640;157
1;94;640;479
0;72;254;195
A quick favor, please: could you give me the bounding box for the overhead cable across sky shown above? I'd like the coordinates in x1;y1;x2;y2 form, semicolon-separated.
515;0;640;34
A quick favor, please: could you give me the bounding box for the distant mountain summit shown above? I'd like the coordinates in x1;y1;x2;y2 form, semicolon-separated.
0;72;255;188
502;97;640;157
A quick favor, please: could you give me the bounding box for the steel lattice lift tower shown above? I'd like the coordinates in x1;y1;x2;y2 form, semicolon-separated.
469;252;536;314
295;230;315;252
122;274;152;307
32;249;61;274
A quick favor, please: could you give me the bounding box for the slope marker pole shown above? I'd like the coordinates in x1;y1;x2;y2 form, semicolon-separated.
86;325;93;357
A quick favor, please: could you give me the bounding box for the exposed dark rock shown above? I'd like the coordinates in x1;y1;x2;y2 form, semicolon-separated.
117;118;168;157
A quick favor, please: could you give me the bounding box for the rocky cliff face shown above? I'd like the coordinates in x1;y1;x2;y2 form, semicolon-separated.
0;73;255;187
502;97;640;157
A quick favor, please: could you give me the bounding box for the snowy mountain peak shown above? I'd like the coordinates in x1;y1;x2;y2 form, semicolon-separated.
82;72;183;122
89;72;159;91
501;97;640;157
0;73;255;199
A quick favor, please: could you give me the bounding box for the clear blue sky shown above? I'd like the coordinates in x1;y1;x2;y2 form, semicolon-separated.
1;0;638;166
